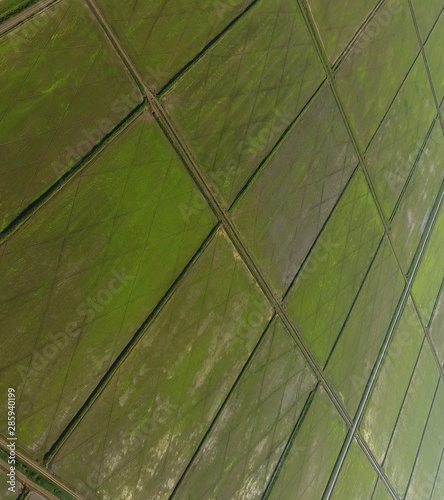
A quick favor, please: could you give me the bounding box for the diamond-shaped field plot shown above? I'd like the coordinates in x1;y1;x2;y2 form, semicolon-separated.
325;237;404;417
173;318;317;500
330;440;378;500
285;170;383;366
49;229;273;500
162;0;325;205
359;298;424;465
424;10;444;104
0;0;142;231
335;0;419;150
0;113;216;458
364;55;436;219
391;117;444;274
94;0;255;93
231;84;358;297
307;0;379;64
412;202;444;324
266;386;347;500
0;466;24;498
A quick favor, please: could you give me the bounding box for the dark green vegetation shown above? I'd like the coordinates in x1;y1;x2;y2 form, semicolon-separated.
0;0;31;20
0;0;443;499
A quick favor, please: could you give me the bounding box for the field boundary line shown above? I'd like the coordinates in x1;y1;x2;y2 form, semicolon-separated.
0;441;84;500
296;1;444;497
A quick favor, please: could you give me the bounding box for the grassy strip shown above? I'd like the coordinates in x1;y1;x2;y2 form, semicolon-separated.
0;0;39;24
0;448;74;500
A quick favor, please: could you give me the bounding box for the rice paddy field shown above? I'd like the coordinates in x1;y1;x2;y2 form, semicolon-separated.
0;0;443;499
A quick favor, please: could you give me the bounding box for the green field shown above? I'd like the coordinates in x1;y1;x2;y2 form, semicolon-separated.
335;0;419;149
0;0;30;19
391;118;444;273
0;0;141;231
0;113;216;458
0;0;443;499
405;382;444;500
174;319;317;499
307;0;379;63
50;230;273;499
365;55;437;219
411;0;443;40
412;203;444;323
231;84;358;296
94;0;255;93
324;237;404;416
162;0;326;204
383;343;439;497
330;441;378;500
285;170;383;365
429;288;444;363
424;12;444;102
267;387;347;500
